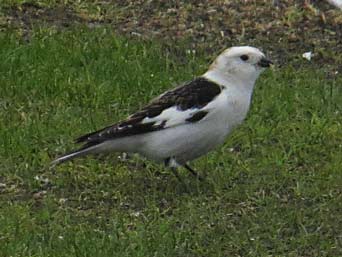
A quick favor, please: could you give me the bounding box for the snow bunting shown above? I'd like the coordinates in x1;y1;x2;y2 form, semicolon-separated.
52;46;272;179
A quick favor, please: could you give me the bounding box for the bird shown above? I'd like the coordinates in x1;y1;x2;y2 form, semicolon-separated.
51;46;272;179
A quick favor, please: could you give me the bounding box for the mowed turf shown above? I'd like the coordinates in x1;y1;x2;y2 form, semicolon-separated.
0;28;341;257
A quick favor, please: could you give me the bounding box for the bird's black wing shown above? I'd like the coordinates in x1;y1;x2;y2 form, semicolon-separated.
75;77;222;148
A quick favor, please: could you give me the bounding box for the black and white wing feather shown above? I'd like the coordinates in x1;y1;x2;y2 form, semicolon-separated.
76;77;221;148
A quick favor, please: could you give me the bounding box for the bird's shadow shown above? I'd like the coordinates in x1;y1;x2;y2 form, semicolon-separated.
100;153;220;197
44;154;229;216
114;161;218;197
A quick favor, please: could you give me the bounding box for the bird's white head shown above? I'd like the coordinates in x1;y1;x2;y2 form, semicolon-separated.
204;46;272;90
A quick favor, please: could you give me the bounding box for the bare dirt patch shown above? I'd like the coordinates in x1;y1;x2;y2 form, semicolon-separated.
1;1;341;72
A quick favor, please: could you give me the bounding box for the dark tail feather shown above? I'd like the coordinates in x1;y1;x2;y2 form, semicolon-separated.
50;145;97;167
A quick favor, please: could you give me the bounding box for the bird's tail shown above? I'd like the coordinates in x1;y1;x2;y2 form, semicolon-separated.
50;145;100;167
51;136;139;167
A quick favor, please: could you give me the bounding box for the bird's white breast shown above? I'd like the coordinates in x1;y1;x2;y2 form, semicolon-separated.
221;86;252;128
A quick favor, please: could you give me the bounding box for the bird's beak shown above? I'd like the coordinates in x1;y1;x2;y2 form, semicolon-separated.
257;57;273;68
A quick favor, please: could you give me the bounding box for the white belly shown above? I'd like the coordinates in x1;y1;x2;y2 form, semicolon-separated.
138;99;249;163
138;120;228;163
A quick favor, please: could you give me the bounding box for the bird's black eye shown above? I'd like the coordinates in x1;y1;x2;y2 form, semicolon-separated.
240;55;249;61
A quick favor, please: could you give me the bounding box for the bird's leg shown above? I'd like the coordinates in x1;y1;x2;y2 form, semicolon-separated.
183;163;198;177
183;163;204;181
165;157;183;182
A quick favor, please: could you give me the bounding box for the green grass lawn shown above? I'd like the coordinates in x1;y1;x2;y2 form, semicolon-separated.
0;28;341;257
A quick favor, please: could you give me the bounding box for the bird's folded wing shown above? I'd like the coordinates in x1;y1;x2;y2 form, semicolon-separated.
75;77;222;148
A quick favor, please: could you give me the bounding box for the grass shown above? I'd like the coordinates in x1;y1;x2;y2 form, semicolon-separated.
0;27;341;257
